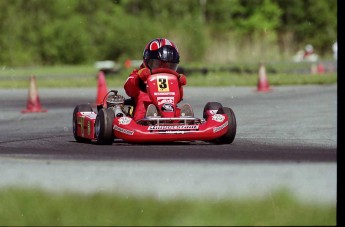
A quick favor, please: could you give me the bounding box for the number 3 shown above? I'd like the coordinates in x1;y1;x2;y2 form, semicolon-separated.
157;76;169;91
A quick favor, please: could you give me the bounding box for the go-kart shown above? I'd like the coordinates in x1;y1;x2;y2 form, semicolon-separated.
73;68;236;144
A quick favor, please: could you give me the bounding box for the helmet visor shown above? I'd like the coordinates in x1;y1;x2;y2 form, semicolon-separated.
147;59;178;71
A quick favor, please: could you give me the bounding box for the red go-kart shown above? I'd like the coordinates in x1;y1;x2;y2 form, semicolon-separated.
73;68;236;144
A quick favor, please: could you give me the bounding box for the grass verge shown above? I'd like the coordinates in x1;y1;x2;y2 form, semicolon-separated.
0;187;336;226
0;65;337;88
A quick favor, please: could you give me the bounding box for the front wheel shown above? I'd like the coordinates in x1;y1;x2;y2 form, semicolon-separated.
95;108;115;145
214;107;237;144
73;104;93;143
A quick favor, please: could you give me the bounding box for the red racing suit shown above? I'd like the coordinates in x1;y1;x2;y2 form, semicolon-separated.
124;64;186;121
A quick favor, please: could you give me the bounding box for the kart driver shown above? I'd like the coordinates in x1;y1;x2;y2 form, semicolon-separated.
124;38;190;121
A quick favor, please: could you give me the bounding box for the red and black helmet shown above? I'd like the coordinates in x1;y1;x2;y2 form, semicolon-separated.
143;38;180;71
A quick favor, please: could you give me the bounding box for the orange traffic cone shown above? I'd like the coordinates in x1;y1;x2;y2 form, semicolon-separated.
124;59;132;68
21;75;47;113
96;70;108;106
257;63;272;92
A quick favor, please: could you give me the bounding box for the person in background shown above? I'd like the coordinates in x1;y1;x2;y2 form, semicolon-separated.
303;44;314;59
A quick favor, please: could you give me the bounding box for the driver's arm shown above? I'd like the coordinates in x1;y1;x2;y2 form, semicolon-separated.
124;69;140;97
124;68;151;97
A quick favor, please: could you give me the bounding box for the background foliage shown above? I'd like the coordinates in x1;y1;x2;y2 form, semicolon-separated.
0;0;337;66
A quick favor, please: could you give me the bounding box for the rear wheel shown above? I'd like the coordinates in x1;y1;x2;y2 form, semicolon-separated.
203;102;223;120
73;104;93;143
214;107;237;144
95;108;115;145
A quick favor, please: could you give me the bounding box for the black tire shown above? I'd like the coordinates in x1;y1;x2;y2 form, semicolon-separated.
95;108;115;145
214;107;237;144
73;104;93;143
203;102;223;120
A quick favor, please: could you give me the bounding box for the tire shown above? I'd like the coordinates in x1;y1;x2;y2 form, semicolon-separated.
214;107;237;144
203;102;223;120
73;104;93;143
95;108;115;145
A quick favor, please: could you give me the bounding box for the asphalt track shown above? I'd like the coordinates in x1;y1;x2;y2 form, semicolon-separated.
0;84;337;203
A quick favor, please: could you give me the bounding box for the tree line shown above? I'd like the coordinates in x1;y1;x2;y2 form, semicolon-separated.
0;0;337;66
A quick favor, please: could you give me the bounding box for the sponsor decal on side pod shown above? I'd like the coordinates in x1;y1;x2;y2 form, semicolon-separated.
113;125;134;135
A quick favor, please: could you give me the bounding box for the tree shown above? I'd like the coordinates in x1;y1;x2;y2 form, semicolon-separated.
275;0;337;55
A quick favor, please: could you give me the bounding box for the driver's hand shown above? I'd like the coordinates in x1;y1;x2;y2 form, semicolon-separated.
178;74;187;86
137;68;151;81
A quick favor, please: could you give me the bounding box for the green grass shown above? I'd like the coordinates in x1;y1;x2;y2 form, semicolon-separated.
186;72;337;86
0;187;336;226
0;65;337;88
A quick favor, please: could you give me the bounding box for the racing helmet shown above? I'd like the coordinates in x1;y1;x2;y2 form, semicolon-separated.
143;38;180;71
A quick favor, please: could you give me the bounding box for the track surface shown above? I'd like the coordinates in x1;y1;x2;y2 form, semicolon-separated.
0;85;337;202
